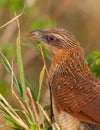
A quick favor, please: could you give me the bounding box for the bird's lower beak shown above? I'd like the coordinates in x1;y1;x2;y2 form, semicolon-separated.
28;30;42;39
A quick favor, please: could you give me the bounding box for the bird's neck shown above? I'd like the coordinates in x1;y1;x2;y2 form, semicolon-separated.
50;47;86;73
49;47;95;84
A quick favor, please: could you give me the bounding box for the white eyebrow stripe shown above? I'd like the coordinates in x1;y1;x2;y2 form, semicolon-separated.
52;34;74;47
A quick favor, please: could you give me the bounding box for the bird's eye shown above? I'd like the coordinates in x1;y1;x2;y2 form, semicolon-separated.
46;36;57;42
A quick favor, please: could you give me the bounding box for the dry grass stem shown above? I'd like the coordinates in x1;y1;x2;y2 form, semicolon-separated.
0;10;24;29
52;123;61;130
39;45;49;79
0;97;29;130
39;45;53;125
38;103;51;125
11;56;28;114
26;87;41;130
0;21;17;45
12;90;28;114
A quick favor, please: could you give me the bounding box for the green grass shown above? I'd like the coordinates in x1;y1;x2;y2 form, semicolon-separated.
0;17;58;130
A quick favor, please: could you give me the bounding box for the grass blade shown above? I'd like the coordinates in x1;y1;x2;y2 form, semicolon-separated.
0;52;21;94
37;65;45;102
16;16;26;100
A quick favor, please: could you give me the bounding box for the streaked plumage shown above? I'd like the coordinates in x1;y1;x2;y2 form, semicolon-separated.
29;28;100;130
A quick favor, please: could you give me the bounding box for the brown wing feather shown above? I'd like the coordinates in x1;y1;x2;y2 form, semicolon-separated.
72;96;100;125
82;96;100;123
72;96;100;126
51;71;100;126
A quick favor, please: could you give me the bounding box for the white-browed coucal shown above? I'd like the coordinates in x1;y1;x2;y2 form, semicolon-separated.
29;28;100;130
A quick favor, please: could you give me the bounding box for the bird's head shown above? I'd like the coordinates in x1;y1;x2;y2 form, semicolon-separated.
28;28;80;55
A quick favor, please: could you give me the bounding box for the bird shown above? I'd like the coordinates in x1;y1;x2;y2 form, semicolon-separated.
29;28;100;130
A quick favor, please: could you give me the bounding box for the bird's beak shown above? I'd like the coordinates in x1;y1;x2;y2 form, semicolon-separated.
28;30;42;39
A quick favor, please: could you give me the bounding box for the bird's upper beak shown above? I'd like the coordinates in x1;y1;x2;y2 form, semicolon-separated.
28;30;42;39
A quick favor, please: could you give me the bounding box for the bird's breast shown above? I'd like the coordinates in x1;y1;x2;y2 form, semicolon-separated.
52;96;83;130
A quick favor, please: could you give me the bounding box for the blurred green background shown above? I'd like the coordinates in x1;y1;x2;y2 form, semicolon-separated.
0;0;100;129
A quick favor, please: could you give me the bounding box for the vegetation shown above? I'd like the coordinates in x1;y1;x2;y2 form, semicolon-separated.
86;51;100;77
0;16;52;130
0;1;100;130
0;17;100;130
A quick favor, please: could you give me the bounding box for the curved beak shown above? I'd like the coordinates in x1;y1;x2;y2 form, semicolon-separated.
28;30;42;38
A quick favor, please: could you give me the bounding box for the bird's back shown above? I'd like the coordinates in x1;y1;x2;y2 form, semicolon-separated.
49;49;100;130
